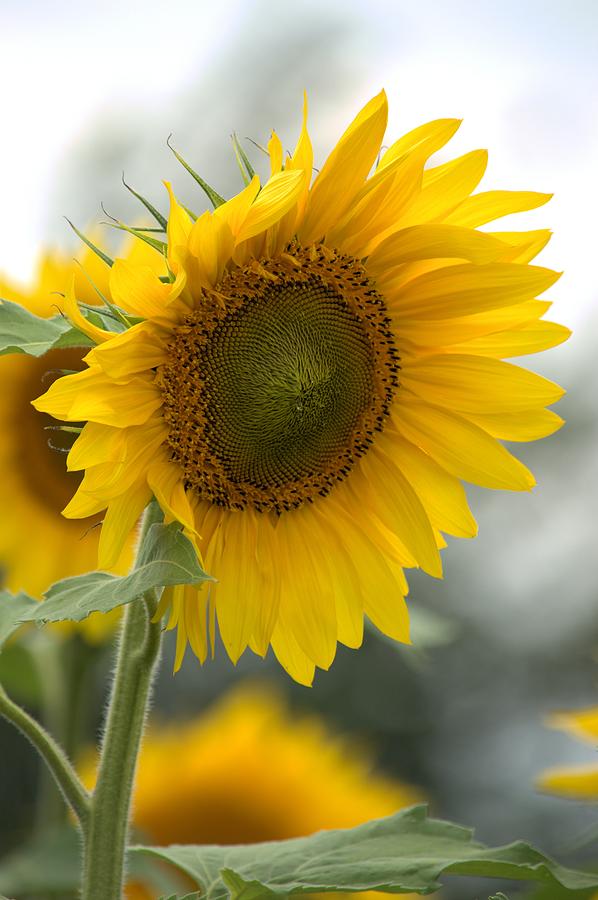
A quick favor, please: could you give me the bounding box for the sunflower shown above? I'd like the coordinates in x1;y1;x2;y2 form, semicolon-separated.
80;685;420;899
537;707;598;800
33;91;569;679
0;240;149;641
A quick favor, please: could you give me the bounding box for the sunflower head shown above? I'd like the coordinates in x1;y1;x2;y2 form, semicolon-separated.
79;684;420;899
0;240;151;641
33;90;569;681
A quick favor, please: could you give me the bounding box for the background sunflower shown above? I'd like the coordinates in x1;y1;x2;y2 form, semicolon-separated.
0;244;129;641
79;685;420;900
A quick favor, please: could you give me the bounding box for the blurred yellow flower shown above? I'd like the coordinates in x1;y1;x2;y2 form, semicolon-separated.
35;92;569;677
0;239;152;641
537;707;598;799
81;685;420;899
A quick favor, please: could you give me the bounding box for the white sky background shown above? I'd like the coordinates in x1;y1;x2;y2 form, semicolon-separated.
0;0;596;335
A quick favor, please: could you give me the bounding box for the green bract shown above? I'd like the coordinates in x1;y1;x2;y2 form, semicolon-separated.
18;522;210;625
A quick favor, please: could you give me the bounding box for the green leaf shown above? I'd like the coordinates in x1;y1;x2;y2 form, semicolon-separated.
159;894;202;900
0;591;37;652
131;806;598;899
51;324;95;349
525;883;596;900
0;641;42;704
0;300;74;357
0;825;81;895
19;523;211;625
167;134;226;208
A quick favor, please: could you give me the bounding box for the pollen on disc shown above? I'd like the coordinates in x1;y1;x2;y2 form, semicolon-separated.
159;243;400;513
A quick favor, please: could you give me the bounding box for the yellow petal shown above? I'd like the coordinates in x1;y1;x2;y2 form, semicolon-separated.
401;354;565;413
445;190;552;228
67;422;125;471
187;210;234;288
147;454;196;535
446;320;571;357
109;259;181;321
275;509;338;670
210;509;260;664
62;486;107;519
389;263;560;320
358;450;442;577
62;276;113;344
394;299;551;349
234;169;305;245
270;622;316;687
546;707;598;743
33;367;162;427
367;225;506;274
87;322;168;380
489;229;552;264
327;152;423;256
537;766;598;801
164;180;193;271
394;150;488;228
214;175;260;237
182;584;209;664
299;90;388;243
246;511;282;656
284;91;313;219
73;421;166;501
98;480;151;569
394;395;535;491
377;118;462;172
465;408;564;441
309;504;363;649
324;496;410;643
384;431;477;538
268;130;283;175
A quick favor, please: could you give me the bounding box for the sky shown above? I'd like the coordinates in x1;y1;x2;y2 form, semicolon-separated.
1;0;596;335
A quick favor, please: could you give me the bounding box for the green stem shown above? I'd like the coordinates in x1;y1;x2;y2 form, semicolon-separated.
0;681;90;829
82;503;163;900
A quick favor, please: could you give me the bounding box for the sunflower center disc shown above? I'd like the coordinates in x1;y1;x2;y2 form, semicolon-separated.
160;244;399;512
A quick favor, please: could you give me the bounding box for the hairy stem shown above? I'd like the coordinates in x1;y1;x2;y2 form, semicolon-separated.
82;502;163;900
0;681;90;829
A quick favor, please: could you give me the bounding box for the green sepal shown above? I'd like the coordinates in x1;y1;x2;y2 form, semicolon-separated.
0;591;37;652
131;805;598;899
167;134;226;208
103;215;168;256
231;132;256;186
73;259;133;328
64;218;114;267
19;522;211;626
78;301;130;331
0;300;90;356
182;203;198;222
121;173;168;230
